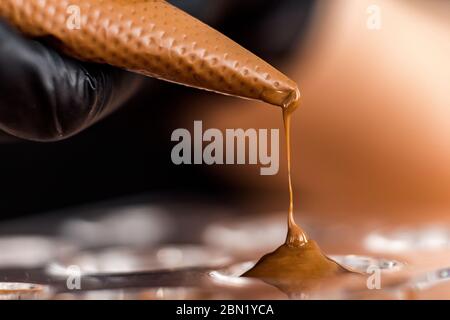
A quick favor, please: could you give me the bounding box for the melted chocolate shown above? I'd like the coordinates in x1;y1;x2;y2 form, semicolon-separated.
243;89;350;295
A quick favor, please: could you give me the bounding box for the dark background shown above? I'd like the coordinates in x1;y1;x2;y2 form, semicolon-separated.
0;0;315;219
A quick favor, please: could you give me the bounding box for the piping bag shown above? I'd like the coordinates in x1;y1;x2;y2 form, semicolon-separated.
0;0;300;110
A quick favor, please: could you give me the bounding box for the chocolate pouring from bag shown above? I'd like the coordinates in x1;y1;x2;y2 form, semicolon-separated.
0;0;299;107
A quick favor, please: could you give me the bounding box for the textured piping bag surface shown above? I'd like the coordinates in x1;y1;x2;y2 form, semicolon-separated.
0;0;299;106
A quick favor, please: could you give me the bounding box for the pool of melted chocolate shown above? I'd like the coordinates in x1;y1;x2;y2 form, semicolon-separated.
242;241;350;295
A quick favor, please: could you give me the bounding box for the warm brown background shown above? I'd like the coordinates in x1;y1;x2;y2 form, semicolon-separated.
174;0;450;224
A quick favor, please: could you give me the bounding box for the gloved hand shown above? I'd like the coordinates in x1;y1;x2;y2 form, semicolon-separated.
0;0;312;142
0;20;143;142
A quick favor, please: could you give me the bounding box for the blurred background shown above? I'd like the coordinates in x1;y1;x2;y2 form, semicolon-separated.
0;0;449;229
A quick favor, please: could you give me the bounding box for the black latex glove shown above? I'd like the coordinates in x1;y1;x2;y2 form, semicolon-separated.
0;20;143;142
